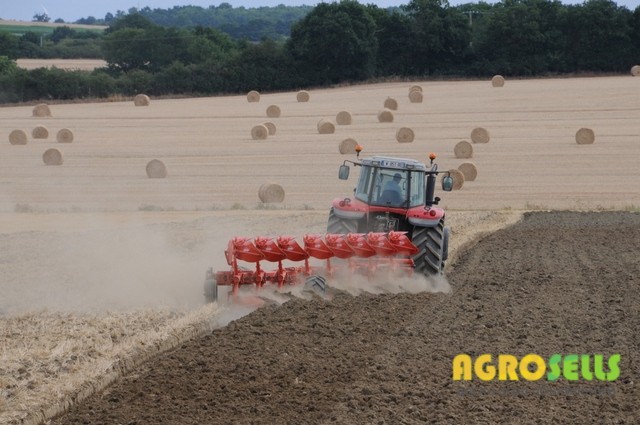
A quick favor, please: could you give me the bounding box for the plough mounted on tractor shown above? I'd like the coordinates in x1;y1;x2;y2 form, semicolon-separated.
204;147;454;303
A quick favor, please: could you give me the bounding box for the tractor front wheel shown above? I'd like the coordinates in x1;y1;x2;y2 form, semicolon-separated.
411;220;445;276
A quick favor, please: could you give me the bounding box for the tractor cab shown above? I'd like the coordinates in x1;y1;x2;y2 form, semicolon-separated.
339;154;453;209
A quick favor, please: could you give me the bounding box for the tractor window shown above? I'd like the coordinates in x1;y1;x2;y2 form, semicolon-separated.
354;165;375;203
408;170;425;207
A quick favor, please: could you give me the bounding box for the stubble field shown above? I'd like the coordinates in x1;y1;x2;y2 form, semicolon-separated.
0;75;639;424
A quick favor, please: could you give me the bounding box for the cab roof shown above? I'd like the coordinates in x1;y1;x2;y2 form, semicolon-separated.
360;156;427;171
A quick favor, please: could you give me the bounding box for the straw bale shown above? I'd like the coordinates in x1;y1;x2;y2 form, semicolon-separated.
317;119;335;134
447;169;465;190
336;110;352;125
630;65;640;76
146;159;168;178
258;182;285;203
384;97;398;111
296;90;310;102
409;85;422;93
575;128;595;145
454;140;473;158
247;90;260;102
133;94;150;106
32;103;51;117
9;129;28;145
251;124;269;140
339;138;358;154
42;148;63;166
491;75;505;87
266;105;281;118
408;90;423;103
56;128;74;143
263;122;276;136
470;127;490;144
377;110;394;123
457;162;477;181
395;127;415;143
32;126;49;139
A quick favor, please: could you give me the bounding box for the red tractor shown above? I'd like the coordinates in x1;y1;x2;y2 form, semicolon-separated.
204;151;453;303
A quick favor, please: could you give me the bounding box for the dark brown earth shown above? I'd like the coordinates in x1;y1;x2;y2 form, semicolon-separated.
51;211;640;425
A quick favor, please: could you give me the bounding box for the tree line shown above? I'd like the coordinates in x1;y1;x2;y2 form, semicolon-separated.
0;0;639;104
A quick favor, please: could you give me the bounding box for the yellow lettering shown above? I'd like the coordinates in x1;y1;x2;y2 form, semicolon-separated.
519;354;546;381
475;354;496;381
452;354;472;381
498;354;519;381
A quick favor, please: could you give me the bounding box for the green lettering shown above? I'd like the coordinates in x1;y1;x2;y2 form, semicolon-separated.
580;354;593;381
547;354;562;381
563;354;579;380
595;354;621;381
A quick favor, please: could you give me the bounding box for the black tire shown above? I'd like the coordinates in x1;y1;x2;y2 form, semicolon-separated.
411;219;445;276
204;268;218;303
442;226;450;263
304;275;327;297
327;208;358;234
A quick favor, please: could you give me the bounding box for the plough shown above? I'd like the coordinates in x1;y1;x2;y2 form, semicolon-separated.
204;231;420;302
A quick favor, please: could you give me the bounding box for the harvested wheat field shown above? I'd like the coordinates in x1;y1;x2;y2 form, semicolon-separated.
1;75;639;425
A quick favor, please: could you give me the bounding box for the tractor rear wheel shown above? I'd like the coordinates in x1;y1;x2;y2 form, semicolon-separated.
204;268;218;303
411;220;445;276
327;208;358;234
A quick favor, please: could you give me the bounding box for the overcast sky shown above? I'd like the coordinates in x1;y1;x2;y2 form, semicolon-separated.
2;0;639;23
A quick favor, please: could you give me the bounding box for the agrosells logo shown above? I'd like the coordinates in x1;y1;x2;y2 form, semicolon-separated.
453;354;621;381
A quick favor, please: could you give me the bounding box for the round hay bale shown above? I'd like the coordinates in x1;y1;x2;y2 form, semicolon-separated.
409;85;422;93
457;162;477;181
32;126;49;139
317;119;335;134
470;127;490;144
630;65;640;76
296;90;310;102
146;159;167;178
56;128;74;143
395;127;415;143
133;94;150;106
336;110;352;125
9;129;28;145
384;97;398;111
491;75;505;87
247;90;260;102
42;148;63;166
32;103;51;117
575;127;595;145
251;124;269;140
454;140;473;159
258;182;285;203
262;122;276;136
339;138;359;155
377;110;394;123
447;169;465;190
408;90;423;103
266;105;281;118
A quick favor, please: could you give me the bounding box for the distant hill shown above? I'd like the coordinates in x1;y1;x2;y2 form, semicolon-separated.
0;19;107;36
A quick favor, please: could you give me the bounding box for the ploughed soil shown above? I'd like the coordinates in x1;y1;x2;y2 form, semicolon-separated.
52;211;639;424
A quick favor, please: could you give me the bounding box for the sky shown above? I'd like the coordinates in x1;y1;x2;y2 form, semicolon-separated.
2;0;639;23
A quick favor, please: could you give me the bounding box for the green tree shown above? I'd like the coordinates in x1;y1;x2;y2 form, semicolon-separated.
562;0;634;72
0;32;20;59
403;0;471;75
472;0;568;75
366;6;417;76
288;0;378;85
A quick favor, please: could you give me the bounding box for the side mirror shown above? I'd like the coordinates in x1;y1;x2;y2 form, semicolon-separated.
338;165;350;180
442;175;453;192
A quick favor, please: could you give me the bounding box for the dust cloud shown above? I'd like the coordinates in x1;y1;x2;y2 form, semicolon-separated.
0;217;233;314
